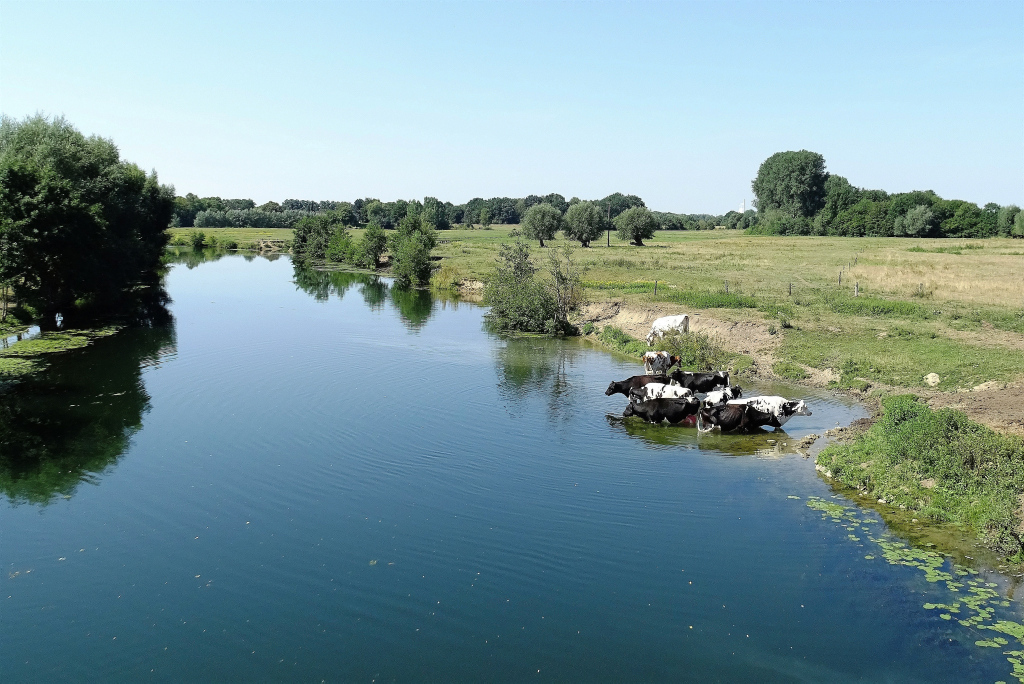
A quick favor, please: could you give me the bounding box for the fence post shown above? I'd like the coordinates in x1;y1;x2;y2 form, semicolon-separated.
839;272;842;286
725;280;729;293
855;282;859;297
789;282;792;296
654;280;658;295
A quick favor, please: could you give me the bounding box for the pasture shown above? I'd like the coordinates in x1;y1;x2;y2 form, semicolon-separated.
432;227;1024;398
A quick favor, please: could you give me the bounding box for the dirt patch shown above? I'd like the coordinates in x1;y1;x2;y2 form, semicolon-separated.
579;300;839;386
922;379;1024;437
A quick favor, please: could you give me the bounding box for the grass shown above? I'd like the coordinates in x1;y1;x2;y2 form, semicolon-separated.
817;395;1024;559
168;227;294;249
430;227;1024;393
593;326;733;373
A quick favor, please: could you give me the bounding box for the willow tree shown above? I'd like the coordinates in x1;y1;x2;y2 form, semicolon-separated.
521;203;563;247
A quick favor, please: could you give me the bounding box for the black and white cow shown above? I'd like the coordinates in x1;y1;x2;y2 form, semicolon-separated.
623;397;700;425
727;396;812;428
668;370;730;393
605;375;670;398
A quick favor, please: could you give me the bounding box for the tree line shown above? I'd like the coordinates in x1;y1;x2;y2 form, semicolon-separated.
750;150;1023;238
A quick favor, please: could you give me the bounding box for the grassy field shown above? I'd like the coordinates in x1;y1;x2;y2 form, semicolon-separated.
168;227;295;248
430;227;1024;393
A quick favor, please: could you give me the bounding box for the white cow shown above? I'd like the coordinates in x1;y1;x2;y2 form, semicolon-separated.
629;382;695;403
703;385;743;407
727;396;812;428
642;351;681;375
646;314;690;345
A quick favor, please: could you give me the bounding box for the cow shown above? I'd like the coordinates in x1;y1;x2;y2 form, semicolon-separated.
703;385;743;407
694;401;769;432
668;370;730;393
642;351;682;375
623;397;700;425
628;382;694;403
727;396;812;428
605;375;669;397
646;314;690;345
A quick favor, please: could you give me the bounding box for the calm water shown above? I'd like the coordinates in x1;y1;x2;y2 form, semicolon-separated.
2;253;1020;682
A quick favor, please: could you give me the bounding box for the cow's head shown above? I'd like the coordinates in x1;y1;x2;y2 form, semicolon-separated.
729;385;742;399
786;400;811;416
622;403;636;418
605;381;622;396
670;355;682;367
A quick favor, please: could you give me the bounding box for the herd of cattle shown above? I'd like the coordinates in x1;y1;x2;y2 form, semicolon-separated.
606;338;812;432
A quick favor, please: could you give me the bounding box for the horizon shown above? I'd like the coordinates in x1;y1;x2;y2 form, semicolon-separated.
1;0;1021;213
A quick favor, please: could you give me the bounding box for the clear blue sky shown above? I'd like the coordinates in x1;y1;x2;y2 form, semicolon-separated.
2;0;1021;213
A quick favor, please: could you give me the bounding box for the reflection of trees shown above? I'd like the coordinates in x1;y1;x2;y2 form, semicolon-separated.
494;337;584;421
291;263;439;332
389;287;434;331
0;316;176;505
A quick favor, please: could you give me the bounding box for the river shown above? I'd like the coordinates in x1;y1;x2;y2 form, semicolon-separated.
1;252;1020;682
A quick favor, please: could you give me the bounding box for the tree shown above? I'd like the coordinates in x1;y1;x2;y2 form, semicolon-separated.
598;193;646;221
479;207;491;227
752;150;829;218
0;115;173;317
521;203;562;247
894;205;934;237
293;211;349;260
1014;210;1024;238
484;240;557;334
614;206;658;246
258;201;282;212
421;197;450;231
546;245;585;333
562;201;606;247
997;205;1021;237
388;215;436;288
358;223;388;268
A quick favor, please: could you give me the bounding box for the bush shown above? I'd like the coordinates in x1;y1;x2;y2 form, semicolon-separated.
293;211;350;260
656;330;728;371
430;263;462;291
188;231;206;250
596;326;648;357
484;240;559;334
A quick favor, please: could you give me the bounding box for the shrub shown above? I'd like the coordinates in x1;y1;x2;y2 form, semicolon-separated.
293;211;349;260
484;240;558;334
389;215;437;288
188;231;206;250
430;262;462;291
657;330;727;371
325;228;357;263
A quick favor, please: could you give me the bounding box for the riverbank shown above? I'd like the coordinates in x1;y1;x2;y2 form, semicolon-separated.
0;327;121;385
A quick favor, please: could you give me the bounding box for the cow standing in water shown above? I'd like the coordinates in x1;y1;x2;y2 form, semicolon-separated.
727;396;812;428
623;397;700;425
605;375;670;398
642;351;681;375
628;382;694;403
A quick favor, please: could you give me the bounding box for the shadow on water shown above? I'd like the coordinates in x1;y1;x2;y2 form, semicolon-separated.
0;314;176;505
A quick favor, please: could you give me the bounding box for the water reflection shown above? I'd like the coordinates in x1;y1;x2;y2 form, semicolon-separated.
606;412;798;456
0;317;176;505
495;337;586;421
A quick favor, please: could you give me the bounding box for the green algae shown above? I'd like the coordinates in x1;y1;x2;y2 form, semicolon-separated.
804;496;1024;682
0;327;120;382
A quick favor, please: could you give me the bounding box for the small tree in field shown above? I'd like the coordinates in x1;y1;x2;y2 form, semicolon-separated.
614;206;658;246
521;203;562;247
562;201;606;247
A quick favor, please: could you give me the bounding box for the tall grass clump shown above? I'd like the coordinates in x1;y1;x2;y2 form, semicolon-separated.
596;326;648;357
656;330;728;371
821;292;931;319
817;394;1024;559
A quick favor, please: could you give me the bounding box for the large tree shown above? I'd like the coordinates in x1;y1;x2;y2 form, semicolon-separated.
613;206;658;246
520;203;562;247
0;115;173;317
752;150;829;218
562;201;607;247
